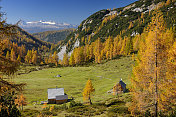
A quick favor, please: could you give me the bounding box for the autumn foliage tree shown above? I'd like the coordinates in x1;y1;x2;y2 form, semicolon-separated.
130;10;176;116
69;53;75;66
15;93;27;111
62;53;69;66
10;48;16;61
0;9;24;116
32;50;37;64
25;49;38;64
6;51;10;59
52;51;58;66
94;38;102;63
83;79;95;105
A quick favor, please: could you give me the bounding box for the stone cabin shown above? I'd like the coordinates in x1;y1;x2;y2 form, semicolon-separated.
47;87;68;104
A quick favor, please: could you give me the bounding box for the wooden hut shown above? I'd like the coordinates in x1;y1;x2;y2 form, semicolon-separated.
47;87;68;104
113;79;126;95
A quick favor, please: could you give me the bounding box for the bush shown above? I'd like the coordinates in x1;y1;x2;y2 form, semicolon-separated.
67;106;85;113
48;63;56;67
107;112;118;117
0;91;21;117
22;109;40;117
108;106;130;115
69;100;83;108
105;99;125;107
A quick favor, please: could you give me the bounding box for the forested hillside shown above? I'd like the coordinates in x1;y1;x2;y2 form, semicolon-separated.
33;29;75;44
60;0;175;53
1;25;51;64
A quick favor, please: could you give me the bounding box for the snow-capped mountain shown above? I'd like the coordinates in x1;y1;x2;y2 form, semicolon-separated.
19;20;78;33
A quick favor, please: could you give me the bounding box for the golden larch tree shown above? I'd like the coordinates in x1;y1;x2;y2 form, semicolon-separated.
15;93;27;110
83;79;95;105
6;51;10;59
32;51;37;64
130;10;176;116
17;54;21;63
10;48;16;61
94;38;102;63
0;10;25;116
69;53;75;66
63;53;69;66
52;51;58;66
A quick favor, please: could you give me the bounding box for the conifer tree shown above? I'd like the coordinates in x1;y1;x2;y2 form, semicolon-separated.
133;34;141;52
32;51;37;65
104;36;113;59
25;50;32;63
88;44;94;60
106;51;109;60
165;0;171;5
130;10;176;116
10;48;16;61
15;94;27;111
94;38;102;63
69;53;75;66
74;48;80;64
116;36;123;55
63;53;69;66
100;49;105;60
0;9;24;116
83;79;95;105
58;60;62;65
6;51;10;59
109;44;113;60
120;37;127;55
104;36;113;54
25;50;29;63
45;57;48;64
52;51;58;66
17;55;21;63
113;36;119;58
125;37;133;55
21;45;26;56
48;53;53;63
83;44;89;62
74;47;84;65
128;22;133;29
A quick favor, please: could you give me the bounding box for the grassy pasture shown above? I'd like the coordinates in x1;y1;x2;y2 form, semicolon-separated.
14;56;133;114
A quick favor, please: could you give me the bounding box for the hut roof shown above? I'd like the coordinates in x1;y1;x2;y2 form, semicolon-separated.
56;75;61;77
47;88;65;99
119;79;126;89
56;95;68;100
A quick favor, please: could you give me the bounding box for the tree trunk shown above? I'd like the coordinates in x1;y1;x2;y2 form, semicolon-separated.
88;97;92;105
155;29;158;117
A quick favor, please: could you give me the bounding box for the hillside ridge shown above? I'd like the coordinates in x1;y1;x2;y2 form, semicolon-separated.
57;0;175;57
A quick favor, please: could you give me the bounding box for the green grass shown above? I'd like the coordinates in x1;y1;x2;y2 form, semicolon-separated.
13;56;133;111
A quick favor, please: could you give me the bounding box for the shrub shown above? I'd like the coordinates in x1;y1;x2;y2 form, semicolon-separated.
69;100;83;108
108;106;130;115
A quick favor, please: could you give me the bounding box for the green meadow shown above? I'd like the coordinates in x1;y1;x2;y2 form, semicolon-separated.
13;56;133;116
15;56;133;103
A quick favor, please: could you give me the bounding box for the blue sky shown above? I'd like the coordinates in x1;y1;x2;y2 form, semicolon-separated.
1;0;138;25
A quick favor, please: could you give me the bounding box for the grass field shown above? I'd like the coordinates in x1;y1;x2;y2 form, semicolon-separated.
13;56;133;116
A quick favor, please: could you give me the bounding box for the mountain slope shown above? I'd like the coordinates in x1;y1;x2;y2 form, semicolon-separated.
59;0;176;54
33;28;75;44
12;26;51;50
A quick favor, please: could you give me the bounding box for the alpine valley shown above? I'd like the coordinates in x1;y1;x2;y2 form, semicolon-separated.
0;0;176;117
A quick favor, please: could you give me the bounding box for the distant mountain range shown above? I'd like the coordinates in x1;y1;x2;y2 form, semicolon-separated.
19;20;78;33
